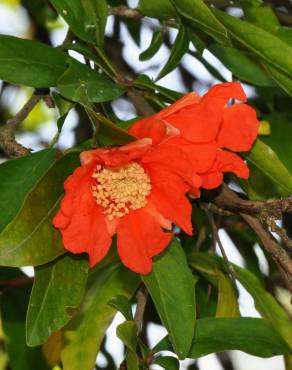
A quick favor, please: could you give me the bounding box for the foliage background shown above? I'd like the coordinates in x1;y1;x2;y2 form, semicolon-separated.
1;0;292;369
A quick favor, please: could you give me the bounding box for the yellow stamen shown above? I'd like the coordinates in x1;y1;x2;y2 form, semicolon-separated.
91;162;151;220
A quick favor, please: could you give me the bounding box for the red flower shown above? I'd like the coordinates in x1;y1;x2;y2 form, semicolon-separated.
53;138;200;274
129;82;259;190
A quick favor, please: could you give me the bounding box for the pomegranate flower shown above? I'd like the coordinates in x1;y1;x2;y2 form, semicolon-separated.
53;137;200;274
129;82;259;190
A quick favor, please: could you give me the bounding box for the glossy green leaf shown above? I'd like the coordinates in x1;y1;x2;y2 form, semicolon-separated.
209;44;274;86
57;60;125;104
216;271;240;318
187;27;206;54
142;239;196;359
214;9;292;79
189;253;292;347
156;25;189;81
0;149;56;233
61;262;139;370
155;318;292;358
50;0;96;43
81;0;108;46
262;63;292;96
51;93;74;147
243;4;279;31
26;254;89;346
117;320;138;352
262;113;292;173
125;351;139;370
84;106;135;145
0;270;49;370
138;0;176;19
139;30;163;61
0;152;80;267
0;35;67;87
108;294;133;321
189;318;292;358
171;0;229;44
245;139;292;196
153;356;179;370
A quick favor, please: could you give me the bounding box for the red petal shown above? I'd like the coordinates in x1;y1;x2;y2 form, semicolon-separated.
117;209;172;274
80;138;152;167
201;172;223;189
168;137;217;173
155;92;200;118
53;163;112;267
142;144;201;188
146;164;193;235
201;82;246;107
217;104;259;152
216;150;249;178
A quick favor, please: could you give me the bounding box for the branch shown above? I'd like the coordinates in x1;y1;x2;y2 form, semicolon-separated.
207;184;292;218
127;89;155;116
134;285;148;334
109;6;143;19
0;93;41;157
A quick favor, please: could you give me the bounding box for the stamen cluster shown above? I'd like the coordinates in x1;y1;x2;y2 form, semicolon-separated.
91;162;151;221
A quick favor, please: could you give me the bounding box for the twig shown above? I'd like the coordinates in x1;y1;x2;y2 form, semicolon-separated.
109;6;143;19
241;213;292;278
0;93;41;157
127;89;155;116
208;184;292;218
134;285;148;334
202;204;237;287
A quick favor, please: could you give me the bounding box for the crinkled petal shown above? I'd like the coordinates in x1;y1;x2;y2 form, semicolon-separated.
168;137;217;173
142;145;201;188
146;164;193;235
214;150;249;178
80;138;152;167
217;104;259;152
155;92;200;119
53;164;112;267
201;172;223;190
117;209;173;274
164;82;246;143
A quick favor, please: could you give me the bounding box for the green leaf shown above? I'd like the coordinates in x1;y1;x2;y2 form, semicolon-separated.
0;35;67;87
142;239;196;359
153;356;179;370
245;139;292;196
187;27;206;54
50;0;96;43
214;9;292;79
189;318;292;358
51;93;74;147
171;0;229;45
262;63;292;96
125;351;139;370
0;270;49;370
189;253;292;348
61;262;140;370
155;318;292;358
81;0;108;46
156;25;189;81
0;152;80;267
138;0;176;19
108;294;134;321
116;320;138;352
243;4;279;31
26;254;89;346
209;43;274;86
139;30;163;61
0;149;56;233
262;113;292;173
215;271;240;318
57;60;125;104
84;106;135;145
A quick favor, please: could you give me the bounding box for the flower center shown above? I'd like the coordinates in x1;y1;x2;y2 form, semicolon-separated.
91;162;151;220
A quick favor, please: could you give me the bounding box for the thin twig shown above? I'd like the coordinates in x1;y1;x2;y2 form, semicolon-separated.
0;93;42;157
134;285;148;334
203;204;237;287
127;89;155;116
